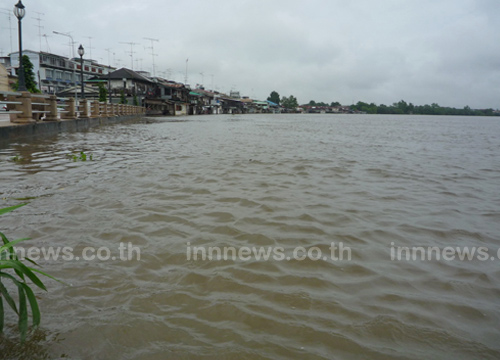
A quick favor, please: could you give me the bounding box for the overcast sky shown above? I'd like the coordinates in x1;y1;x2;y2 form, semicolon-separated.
1;0;499;108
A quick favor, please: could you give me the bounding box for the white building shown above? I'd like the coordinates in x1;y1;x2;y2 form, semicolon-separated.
9;50;114;94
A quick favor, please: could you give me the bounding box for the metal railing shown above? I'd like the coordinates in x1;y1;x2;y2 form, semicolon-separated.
0;91;145;124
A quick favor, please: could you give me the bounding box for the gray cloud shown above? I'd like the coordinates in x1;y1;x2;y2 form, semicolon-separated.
1;0;499;108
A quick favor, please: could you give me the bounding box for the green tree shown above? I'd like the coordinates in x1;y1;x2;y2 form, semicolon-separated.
308;100;317;106
267;91;280;105
98;83;108;103
119;90;128;104
281;95;298;109
133;95;138;106
330;101;341;107
393;100;408;114
13;55;40;93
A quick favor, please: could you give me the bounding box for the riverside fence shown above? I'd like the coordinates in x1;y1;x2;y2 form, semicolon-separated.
0;91;145;123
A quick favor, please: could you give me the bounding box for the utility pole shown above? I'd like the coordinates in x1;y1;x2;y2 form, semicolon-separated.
105;48;113;102
143;37;159;77
210;74;214;91
32;11;44;52
185;58;189;85
119;41;137;70
199;72;204;87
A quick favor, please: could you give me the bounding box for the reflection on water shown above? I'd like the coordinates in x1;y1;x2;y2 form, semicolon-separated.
1;114;500;359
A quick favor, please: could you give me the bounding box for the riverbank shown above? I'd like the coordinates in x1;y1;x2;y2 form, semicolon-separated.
0;113;145;142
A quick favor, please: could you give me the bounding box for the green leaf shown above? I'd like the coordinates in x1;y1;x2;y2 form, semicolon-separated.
21;283;40;328
30;268;67;286
18;285;28;343
0;296;4;333
0;237;30;254
0;280;18;314
0;232;20;261
0;261;47;291
0;203;27;216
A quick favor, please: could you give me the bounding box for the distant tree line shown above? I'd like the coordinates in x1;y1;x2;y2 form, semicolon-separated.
268;92;497;116
307;100;342;107
350;100;497;116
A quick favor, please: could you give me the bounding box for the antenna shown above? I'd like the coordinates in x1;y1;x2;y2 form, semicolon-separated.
85;36;95;60
199;72;204;86
143;37;159;77
185;58;189;84
32;12;45;52
42;34;51;53
104;48;112;67
0;9;14;54
119;42;138;70
53;30;77;99
53;31;75;58
210;74;214;91
135;58;142;70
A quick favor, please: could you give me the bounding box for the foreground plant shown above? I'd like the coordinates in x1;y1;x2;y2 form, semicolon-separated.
0;203;57;342
67;151;93;162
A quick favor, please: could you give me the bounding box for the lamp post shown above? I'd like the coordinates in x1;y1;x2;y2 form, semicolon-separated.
13;0;26;91
78;44;85;98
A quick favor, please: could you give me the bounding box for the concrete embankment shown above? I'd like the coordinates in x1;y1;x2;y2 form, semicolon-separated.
0;114;144;142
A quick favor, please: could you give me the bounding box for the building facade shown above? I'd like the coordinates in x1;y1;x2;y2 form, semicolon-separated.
9;50;113;95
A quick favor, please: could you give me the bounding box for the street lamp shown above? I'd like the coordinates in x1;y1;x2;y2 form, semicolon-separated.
78;44;85;98
13;0;26;91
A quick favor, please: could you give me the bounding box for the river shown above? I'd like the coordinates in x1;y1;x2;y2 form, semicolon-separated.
1;114;499;359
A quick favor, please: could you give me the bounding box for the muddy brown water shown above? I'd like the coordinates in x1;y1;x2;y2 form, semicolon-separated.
1;114;499;359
